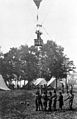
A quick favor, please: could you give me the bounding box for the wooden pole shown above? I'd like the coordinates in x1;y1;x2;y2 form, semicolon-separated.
56;78;57;90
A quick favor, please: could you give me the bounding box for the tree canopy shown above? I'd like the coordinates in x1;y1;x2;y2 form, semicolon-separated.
0;40;76;84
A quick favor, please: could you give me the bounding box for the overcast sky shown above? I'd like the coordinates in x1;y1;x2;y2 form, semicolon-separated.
0;0;77;70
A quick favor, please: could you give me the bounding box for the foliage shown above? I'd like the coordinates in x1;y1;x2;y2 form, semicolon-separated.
0;40;76;84
39;40;75;79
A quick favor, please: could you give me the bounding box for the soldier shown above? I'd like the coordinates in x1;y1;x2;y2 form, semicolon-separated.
58;92;64;110
64;90;74;110
62;83;64;93
43;91;48;111
52;90;57;111
69;90;74;110
38;91;43;111
35;90;39;111
48;91;52;111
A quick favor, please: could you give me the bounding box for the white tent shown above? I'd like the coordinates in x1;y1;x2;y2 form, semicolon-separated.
47;77;65;88
0;75;10;90
33;78;47;86
47;77;62;88
12;80;28;88
47;77;56;87
24;80;28;85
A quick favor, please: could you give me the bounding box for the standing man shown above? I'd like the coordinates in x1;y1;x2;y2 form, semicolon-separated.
38;91;43;111
69;90;74;110
35;90;39;111
43;91;48;111
58;92;64;110
62;83;64;93
52;90;57;111
64;90;74;110
48;91;52;111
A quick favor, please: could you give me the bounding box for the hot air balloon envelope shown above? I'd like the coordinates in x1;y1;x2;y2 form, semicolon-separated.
33;0;42;9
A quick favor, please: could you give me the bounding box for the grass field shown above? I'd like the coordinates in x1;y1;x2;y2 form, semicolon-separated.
0;89;77;119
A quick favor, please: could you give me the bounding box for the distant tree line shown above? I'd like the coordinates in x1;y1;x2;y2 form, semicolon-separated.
0;40;76;86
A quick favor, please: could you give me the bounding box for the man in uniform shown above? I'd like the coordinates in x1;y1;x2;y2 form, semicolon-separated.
69;90;74;110
64;90;74;110
58;92;64;110
43;91;48;111
35;90;39;111
52;90;57;111
38;91;43;111
35;90;43;111
48;91;52;111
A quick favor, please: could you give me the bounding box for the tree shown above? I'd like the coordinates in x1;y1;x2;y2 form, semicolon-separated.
0;40;75;88
20;45;39;82
38;40;75;81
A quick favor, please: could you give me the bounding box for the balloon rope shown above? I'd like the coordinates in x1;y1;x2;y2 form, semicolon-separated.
36;8;39;27
37;9;39;22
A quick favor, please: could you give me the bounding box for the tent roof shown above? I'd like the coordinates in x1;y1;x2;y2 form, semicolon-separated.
24;80;28;85
0;75;10;90
47;77;56;86
34;78;47;86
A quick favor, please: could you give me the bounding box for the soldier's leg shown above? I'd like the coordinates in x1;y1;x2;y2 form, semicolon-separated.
44;103;46;111
45;102;47;111
49;101;51;111
43;102;45;111
38;102;40;111
39;102;42;111
69;101;71;109
54;102;56;110
60;105;62;110
40;101;43;110
35;100;38;111
70;101;73;109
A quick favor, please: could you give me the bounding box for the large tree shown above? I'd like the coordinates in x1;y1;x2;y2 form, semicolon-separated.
0;41;75;85
37;40;75;80
0;45;38;84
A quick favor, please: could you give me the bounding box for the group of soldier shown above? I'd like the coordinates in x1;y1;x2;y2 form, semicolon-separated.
35;89;74;111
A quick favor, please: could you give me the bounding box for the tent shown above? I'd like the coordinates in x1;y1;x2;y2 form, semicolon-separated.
0;75;10;90
47;77;56;87
12;80;28;88
47;77;62;88
33;78;47;86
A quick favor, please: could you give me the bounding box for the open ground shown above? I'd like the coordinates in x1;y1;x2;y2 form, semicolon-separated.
0;89;77;119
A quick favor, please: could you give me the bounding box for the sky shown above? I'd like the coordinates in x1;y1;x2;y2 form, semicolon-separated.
0;0;77;70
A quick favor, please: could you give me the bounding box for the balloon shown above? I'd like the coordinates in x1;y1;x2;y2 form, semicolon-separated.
33;0;42;9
